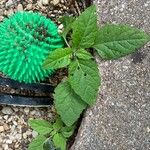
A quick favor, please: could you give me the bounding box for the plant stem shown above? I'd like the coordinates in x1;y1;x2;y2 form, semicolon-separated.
63;37;70;48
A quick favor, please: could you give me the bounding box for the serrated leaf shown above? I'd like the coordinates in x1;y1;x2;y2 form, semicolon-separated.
43;138;56;150
69;59;100;105
93;24;150;59
43;48;72;69
76;49;93;60
54;81;87;126
28;119;53;135
72;5;97;49
28;135;47;150
52;133;67;150
59;16;75;39
61;125;75;138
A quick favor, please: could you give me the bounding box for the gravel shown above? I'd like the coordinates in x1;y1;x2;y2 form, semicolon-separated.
0;105;56;150
52;0;60;6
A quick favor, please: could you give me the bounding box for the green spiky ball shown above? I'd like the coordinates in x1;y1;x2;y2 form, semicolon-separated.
0;12;64;83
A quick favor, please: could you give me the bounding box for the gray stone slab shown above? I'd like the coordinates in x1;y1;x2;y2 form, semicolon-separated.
71;0;150;150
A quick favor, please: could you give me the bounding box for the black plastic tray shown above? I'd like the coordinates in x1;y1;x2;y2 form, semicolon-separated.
0;77;54;107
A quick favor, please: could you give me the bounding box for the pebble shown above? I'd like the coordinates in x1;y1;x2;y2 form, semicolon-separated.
7;8;14;16
30;110;36;115
3;124;9;131
23;133;27;139
3;144;8;150
147;127;150;133
52;0;60;6
42;0;49;5
37;0;43;8
13;107;19;112
7;117;12;122
0;15;4;21
32;131;38;138
2;107;13;115
58;24;63;30
14;143;20;148
0;9;3;15
0;126;4;132
5;0;13;8
26;130;32;136
17;134;22;140
24;108;30;114
6;139;12;144
13;121;18;126
10;89;15;94
26;4;33;10
17;4;23;11
0;138;2;144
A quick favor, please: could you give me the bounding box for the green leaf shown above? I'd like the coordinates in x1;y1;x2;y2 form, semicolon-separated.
53;118;64;132
43;138;56;150
69;59;100;105
54;81;87;126
93;24;150;59
76;49;93;60
72;5;97;49
59;16;75;39
28;135;47;150
61;125;75;138
52;133;67;150
43;48;72;69
59;16;75;29
50;130;57;138
28;119;53;135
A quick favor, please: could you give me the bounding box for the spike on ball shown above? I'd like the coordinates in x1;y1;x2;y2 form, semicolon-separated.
0;12;64;83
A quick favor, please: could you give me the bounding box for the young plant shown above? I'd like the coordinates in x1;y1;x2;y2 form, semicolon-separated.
0;12;64;83
43;5;150;128
2;5;148;150
28;117;75;150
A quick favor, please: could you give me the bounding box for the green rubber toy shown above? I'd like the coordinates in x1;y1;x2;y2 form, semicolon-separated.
0;12;64;83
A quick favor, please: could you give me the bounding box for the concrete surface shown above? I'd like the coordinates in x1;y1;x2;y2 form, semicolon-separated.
71;0;150;150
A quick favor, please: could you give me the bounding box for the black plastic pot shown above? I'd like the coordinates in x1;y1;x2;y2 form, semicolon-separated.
0;76;54;107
